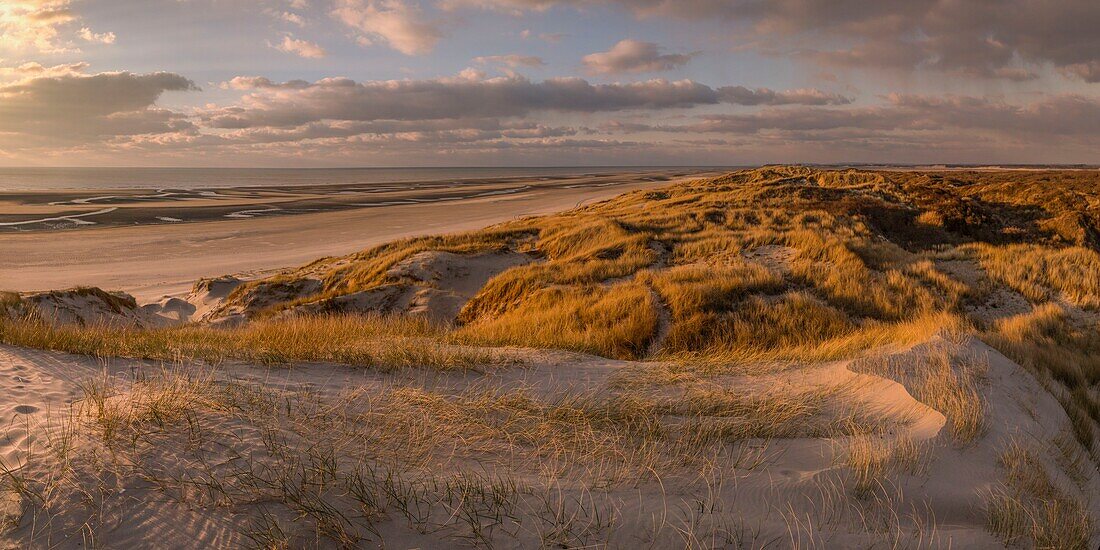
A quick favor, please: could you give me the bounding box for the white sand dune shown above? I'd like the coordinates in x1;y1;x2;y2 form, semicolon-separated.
0;333;1094;547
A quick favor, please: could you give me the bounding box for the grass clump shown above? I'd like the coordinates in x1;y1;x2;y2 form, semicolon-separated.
0;314;494;372
454;282;657;359
973;244;1100;309
853;340;988;444
844;435;926;499
986;440;1093;548
984;304;1100;455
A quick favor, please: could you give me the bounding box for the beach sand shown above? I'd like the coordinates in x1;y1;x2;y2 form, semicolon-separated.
0;169;715;301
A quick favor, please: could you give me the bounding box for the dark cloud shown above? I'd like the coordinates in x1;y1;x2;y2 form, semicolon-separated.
605;93;1100;141
0;70;198;143
717;86;851;106
202;74;850;129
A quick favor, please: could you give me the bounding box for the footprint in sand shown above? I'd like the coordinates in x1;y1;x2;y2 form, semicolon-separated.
13;405;39;415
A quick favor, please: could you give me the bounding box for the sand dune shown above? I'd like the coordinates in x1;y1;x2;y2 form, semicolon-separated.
0;333;1093;547
1;167;1098;547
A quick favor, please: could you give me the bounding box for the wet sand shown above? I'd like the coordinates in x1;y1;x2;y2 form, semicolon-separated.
1;169;717;301
0;170;705;231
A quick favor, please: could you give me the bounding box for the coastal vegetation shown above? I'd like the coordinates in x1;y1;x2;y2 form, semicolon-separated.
1;166;1099;547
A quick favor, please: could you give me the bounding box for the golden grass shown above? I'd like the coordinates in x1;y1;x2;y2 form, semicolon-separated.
973;244;1100;309
454;282;657;359
187;166;982;367
844;435;926;498
986;440;1093;548
853;340;988;444
0;314;495;371
984;304;1100;455
664;310;963;367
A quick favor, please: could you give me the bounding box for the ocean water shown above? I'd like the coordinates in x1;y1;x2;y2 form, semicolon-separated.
0;166;702;191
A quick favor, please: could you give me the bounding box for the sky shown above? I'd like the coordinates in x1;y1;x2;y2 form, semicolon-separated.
0;0;1099;167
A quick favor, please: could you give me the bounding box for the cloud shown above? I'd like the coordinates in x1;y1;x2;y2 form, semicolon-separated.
277;11;306;26
517;29;566;42
201;73;853;132
26;78;1100;165
0;0;77;53
332;0;442;55
537;32;566;43
474;54;546;68
272;34;326;58
202;75;725;128
582;39;695;75
448;0;1100;82
221;76;313;90
0;61;88;79
717;86;851;106
609;93;1100;141
1064;61;1100;83
473;55;545;75
78;26;115;44
202;73;858;133
0;68;198;145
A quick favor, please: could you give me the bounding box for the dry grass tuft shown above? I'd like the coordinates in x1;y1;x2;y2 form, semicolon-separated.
853;341;988;444
454;281;657;359
0;314;496;371
973;244;1100;309
844;435;927;499
986;440;1093;548
984;304;1100;455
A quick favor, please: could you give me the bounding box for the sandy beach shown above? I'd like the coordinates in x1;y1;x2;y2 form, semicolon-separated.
0;169;715;301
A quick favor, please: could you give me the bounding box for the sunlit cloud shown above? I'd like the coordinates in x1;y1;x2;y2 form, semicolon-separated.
0;0;1098;165
582;39;695;75
0;0;77;53
332;0;443;55
271;34;326;58
78;27;115;44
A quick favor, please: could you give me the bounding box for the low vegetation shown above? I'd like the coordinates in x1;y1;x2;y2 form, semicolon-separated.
2;166;1100;546
986;440;1093;548
0;314;496;372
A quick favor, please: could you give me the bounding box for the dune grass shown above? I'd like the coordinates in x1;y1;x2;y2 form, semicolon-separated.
0;314;496;371
984;304;1100;455
986;440;1093;548
844;435;926;499
972;244;1100;309
453;281;658;359
853;340;988;444
7;359;926;548
7;166;1100;546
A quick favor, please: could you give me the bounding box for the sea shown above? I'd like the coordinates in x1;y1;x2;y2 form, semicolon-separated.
0;166;708;191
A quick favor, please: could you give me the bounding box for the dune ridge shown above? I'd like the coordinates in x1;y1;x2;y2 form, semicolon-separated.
0;166;1098;547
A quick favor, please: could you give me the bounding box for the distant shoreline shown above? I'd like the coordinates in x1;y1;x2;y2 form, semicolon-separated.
1;164;1097;192
0;170;715;300
0;166;734;192
0;168;716;232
